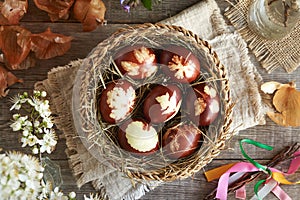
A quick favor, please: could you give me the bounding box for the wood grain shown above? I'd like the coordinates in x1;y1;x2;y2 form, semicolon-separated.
0;0;299;199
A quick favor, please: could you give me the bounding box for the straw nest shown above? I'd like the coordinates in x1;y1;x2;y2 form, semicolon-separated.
72;23;234;182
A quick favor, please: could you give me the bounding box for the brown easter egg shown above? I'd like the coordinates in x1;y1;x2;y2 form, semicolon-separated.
186;83;220;126
160;46;200;83
114;46;158;79
118;119;159;156
162;123;202;159
99;80;136;124
143;84;182;124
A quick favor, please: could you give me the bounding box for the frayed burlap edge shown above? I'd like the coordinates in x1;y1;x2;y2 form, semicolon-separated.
225;0;300;73
210;33;267;129
35;60;159;200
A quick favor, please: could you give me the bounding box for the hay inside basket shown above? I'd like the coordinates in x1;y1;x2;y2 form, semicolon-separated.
72;23;233;182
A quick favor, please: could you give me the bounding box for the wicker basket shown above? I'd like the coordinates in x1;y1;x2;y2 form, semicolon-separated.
72;23;233;182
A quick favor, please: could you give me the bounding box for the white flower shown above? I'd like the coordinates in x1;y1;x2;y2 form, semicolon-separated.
39;181;76;200
10;90;58;155
38;129;57;154
10;93;29;111
34;120;40;127
28;135;39;146
12;113;20;120
41;91;47;97
32;147;39;155
69;191;76;199
22;129;29;137
0;151;44;199
48;187;68;200
10;120;22;131
39;180;52;199
42;117;54;129
35;100;51;118
21;137;28;147
10;116;28;131
10;96;21;110
10;94;26;111
27;98;36;107
24;120;32;128
33;90;40;96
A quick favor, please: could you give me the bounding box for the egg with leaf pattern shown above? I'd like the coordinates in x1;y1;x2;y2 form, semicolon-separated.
160;46;200;83
162;123;202;159
99;80;136;124
117;119;159;156
114;46;158;79
143;84;182;124
186;83;220;126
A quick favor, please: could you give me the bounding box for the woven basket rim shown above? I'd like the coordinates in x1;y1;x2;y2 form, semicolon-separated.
72;23;234;182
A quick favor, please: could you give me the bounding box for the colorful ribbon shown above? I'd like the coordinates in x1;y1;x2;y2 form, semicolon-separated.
239;139;273;199
204;139;300;200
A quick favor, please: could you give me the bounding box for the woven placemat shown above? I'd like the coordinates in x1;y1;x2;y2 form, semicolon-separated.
225;0;300;73
35;0;267;199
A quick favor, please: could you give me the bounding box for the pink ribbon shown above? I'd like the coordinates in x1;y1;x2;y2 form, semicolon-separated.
235;185;246;199
216;151;300;200
287;151;300;174
272;185;292;200
216;162;262;200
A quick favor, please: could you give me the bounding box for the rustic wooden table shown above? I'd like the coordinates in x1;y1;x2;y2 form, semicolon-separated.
0;0;299;199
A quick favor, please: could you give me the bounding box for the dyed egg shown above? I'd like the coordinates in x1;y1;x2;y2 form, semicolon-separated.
117;119;159;155
186;83;220;126
99;80;136;124
162;123;202;159
114;46;158;79
143;84;182;124
160;46;200;83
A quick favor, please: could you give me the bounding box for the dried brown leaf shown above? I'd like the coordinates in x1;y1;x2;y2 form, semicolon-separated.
264;81;300;127
0;26;32;70
261;81;282;94
0;0;28;25
30;28;73;59
33;0;74;21
0;64;23;97
74;0;106;32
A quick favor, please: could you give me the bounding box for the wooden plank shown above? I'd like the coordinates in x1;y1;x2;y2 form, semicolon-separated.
22;0;201;24
0;0;300;199
19;159;297;200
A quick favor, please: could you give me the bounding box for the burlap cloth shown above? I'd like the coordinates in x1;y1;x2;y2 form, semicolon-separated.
225;0;300;73
35;0;267;199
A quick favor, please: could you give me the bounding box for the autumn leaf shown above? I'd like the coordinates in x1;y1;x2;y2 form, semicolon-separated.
74;0;106;32
0;0;28;25
0;64;23;97
33;0;74;21
261;81;300;127
30;28;73;59
0;26;32;70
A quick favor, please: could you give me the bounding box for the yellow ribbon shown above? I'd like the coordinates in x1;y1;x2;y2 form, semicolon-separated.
204;163;237;182
272;172;300;185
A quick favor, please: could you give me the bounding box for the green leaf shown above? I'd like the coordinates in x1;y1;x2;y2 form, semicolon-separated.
141;0;152;10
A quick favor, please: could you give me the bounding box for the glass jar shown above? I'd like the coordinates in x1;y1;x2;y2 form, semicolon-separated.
248;0;300;40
